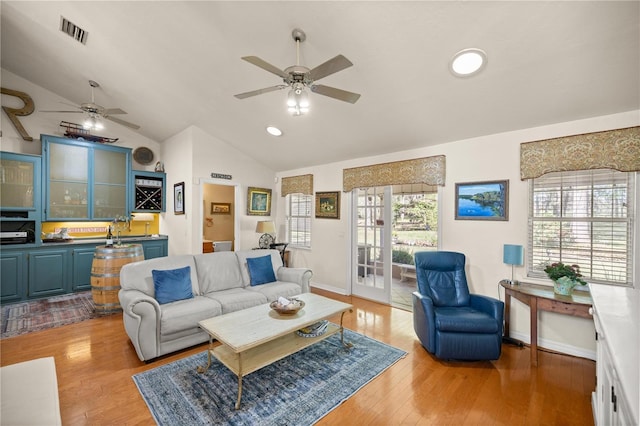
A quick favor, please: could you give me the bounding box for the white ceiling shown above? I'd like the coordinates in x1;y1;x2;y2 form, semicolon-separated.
2;1;638;172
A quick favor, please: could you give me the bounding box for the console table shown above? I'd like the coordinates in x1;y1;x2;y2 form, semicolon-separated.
500;280;593;366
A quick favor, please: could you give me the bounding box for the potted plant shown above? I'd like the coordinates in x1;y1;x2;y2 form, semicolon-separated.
543;262;587;295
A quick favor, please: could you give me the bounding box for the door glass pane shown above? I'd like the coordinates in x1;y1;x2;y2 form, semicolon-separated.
0;159;33;207
356;187;385;289
94;184;126;218
49;182;88;218
94;150;126;185
49;143;87;181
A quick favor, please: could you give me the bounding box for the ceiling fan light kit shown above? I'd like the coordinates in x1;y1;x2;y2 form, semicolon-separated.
235;28;360;116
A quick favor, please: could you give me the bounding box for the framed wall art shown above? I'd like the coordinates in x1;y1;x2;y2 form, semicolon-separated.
211;202;231;214
174;182;185;215
455;180;508;221
315;191;340;219
247;187;272;216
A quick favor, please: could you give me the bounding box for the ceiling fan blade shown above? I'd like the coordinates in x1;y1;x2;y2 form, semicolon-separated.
311;84;361;104
105;115;140;130
241;56;288;79
308;55;353;82
103;108;127;115
234;85;287;99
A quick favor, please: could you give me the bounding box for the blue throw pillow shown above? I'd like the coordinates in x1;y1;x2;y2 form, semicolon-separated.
152;266;194;304
247;255;277;286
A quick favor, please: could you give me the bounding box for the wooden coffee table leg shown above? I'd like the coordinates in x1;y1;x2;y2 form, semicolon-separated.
340;310;354;348
196;337;214;373
235;353;243;410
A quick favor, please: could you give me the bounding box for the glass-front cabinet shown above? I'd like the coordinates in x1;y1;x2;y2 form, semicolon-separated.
0;152;40;212
42;134;131;220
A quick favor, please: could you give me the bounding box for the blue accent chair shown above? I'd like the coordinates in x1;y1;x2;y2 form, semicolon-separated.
412;251;504;361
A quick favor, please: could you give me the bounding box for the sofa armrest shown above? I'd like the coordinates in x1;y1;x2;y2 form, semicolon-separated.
276;267;313;293
118;289;162;361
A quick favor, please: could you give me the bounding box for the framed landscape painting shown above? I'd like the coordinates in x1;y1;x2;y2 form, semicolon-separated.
455;180;509;221
211;202;231;214
247;187;271;216
315;191;340;219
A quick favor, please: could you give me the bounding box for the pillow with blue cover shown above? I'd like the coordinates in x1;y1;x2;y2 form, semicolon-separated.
151;265;194;304
247;255;277;286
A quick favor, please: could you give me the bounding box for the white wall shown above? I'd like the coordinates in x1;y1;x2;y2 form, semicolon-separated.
163;125;277;255
276;110;640;358
0;68;161;167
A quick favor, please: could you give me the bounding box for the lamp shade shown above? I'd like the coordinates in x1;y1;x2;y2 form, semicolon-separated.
256;221;276;234
503;244;524;266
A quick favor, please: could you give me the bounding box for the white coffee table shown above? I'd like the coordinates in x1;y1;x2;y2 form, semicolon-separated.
197;292;353;409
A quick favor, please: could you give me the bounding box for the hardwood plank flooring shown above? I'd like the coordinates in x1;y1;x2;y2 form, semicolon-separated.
0;289;595;425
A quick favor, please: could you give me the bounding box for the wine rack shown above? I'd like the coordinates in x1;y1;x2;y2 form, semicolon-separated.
132;172;165;212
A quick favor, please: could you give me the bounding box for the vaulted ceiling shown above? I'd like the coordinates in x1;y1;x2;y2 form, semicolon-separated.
2;1;638;171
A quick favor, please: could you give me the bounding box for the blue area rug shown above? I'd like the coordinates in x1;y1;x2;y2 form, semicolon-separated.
133;328;406;425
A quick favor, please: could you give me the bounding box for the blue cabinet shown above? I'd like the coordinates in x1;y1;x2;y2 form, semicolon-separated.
0;151;42;247
28;248;69;298
131;170;166;212
0;251;27;302
1;238;167;303
72;246;96;291
42;134;132;221
140;239;167;259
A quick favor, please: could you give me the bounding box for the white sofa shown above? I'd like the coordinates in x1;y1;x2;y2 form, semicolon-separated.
118;249;312;361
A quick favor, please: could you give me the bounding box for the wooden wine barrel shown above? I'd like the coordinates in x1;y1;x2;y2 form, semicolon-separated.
91;244;144;314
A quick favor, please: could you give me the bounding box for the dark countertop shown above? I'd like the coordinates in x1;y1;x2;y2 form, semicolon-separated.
40;234;168;246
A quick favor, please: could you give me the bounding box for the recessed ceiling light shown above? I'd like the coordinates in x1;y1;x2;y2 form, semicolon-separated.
450;48;487;77
266;126;282;136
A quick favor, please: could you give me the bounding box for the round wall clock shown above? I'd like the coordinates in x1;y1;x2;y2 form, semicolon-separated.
133;147;154;165
258;233;274;249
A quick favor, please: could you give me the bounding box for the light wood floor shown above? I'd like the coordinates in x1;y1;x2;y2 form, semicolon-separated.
0;289;595;425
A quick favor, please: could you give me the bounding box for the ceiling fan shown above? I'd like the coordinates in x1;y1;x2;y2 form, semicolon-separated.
234;28;360;114
42;80;140;130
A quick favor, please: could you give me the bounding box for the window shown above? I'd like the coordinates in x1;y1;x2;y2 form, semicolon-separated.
287;194;311;248
528;169;635;286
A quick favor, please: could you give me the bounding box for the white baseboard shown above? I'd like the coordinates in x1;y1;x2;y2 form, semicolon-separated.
509;330;596;361
310;282;349;296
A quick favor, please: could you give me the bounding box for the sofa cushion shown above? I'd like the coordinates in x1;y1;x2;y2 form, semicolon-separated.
193;252;244;293
247;255;277;285
235;250;283;287
120;255;200;296
246;281;302;302
205;288;267;314
152;266;194;304
160;295;222;335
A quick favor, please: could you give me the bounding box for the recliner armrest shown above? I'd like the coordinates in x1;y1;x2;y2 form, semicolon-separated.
469;294;504;325
412;291;437;352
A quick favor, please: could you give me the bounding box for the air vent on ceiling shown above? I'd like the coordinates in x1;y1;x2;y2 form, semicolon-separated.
60;16;88;44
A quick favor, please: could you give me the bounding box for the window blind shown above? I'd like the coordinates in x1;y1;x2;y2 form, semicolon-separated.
528;169;635;286
287;194;311;248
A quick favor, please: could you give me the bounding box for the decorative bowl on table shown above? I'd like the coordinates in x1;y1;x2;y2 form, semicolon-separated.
270;298;305;315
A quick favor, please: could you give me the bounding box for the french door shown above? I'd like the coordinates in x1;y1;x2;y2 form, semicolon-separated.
351;186;392;304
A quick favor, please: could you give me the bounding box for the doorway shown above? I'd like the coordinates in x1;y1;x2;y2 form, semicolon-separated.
202;182;236;252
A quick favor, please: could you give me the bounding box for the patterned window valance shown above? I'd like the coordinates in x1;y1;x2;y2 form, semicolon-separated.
342;155;446;192
520;126;640;180
281;174;314;196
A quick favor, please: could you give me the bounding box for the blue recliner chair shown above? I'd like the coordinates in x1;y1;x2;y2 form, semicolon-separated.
412;251;504;361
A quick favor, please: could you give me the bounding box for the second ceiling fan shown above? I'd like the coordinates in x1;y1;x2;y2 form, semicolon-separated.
234;28;360;115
